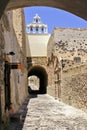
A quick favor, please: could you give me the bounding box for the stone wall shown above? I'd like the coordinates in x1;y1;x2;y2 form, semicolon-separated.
61;63;87;112
27;56;61;97
27;57;53;86
47;28;87;64
47;28;87;111
0;8;28;121
0;13;8;118
12;9;28;109
13;8;27;73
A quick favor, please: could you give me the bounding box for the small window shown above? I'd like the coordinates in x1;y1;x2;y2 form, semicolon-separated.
74;57;81;63
30;27;33;31
36;19;38;23
36;27;38;31
42;28;44;31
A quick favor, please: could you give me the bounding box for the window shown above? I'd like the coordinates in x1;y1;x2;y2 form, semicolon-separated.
74;57;81;63
42;28;44;32
30;27;33;31
36;27;38;32
36;19;38;23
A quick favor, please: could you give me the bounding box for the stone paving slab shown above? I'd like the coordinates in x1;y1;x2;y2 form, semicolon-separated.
6;97;29;130
22;94;87;130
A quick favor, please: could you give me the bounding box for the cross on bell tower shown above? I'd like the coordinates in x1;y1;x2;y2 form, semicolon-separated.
26;14;48;34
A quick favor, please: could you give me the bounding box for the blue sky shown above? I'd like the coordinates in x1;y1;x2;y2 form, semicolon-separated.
24;6;87;33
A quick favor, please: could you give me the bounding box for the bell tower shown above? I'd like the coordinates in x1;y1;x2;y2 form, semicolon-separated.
26;14;48;34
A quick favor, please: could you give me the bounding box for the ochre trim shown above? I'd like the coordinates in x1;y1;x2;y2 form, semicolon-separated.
18;64;22;69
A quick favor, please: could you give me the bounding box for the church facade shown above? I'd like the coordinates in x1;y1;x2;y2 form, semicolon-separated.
26;14;50;57
26;14;52;94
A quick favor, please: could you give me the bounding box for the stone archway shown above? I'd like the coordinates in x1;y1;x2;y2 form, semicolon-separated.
28;65;48;94
0;0;87;20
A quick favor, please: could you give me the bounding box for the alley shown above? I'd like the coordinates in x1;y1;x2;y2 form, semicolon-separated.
22;94;87;130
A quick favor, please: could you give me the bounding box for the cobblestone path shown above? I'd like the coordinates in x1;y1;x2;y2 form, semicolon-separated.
22;94;87;130
7;94;87;130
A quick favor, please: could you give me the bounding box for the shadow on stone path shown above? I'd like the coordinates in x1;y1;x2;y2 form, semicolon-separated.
4;95;34;130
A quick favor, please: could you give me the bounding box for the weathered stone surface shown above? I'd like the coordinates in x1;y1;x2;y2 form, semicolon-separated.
0;13;7;116
47;28;87;65
22;94;87;130
12;8;27;73
1;13;10;31
0;9;28;121
47;27;87;111
5;0;87;20
27;57;57;93
62;64;87;112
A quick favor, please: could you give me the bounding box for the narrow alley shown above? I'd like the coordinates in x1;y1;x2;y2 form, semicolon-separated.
0;2;87;130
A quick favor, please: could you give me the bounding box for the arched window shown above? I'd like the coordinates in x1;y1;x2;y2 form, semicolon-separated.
42;27;44;32
36;19;38;23
30;27;33;31
36;27;38;32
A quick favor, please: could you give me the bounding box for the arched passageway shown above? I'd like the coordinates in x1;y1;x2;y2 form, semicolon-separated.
28;76;39;90
28;66;48;94
0;0;87;20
